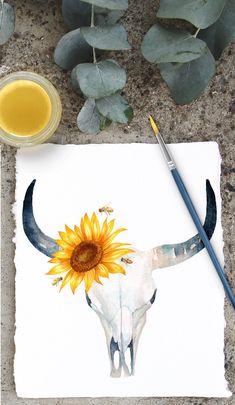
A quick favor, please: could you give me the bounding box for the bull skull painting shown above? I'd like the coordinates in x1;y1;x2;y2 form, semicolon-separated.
23;179;216;378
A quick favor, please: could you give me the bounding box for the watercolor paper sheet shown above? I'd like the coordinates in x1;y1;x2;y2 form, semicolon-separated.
14;143;230;398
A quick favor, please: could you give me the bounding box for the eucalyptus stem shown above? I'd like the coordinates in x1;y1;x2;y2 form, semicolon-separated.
91;5;97;63
194;27;200;37
91;4;95;27
93;47;97;64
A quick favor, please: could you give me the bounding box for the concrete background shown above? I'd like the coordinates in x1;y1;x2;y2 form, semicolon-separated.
1;0;234;404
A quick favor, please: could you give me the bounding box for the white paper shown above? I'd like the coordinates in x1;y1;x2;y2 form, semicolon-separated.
14;142;231;398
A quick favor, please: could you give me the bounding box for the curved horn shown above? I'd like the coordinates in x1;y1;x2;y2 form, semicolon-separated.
151;179;216;270
22;180;60;257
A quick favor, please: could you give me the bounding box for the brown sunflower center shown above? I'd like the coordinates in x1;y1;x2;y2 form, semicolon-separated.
70;241;102;273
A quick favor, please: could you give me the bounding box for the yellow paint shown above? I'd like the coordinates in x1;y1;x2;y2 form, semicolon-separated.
149;115;159;136
0;80;52;136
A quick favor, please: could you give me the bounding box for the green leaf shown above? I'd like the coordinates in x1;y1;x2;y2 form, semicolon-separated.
159;47;215;104
141;24;206;63
77;99;101;134
96;9;125;25
0;2;15;45
96;94;133;123
62;0;124;29
157;0;226;29
81;25;131;50
100;115;112;130
80;0;128;11
62;0;91;29
71;67;83;96
76;59;126;98
54;29;93;70
198;0;235;60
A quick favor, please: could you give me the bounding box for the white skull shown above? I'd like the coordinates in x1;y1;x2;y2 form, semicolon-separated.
87;249;156;377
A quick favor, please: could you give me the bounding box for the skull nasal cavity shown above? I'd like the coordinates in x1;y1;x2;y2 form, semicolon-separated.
70;241;102;273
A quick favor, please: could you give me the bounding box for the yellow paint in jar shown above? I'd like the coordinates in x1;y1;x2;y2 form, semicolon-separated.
0;80;52;136
0;72;62;147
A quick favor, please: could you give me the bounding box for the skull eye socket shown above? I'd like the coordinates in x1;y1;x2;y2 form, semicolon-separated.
150;289;157;305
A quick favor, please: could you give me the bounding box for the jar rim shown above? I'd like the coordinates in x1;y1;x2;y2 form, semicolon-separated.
0;71;62;147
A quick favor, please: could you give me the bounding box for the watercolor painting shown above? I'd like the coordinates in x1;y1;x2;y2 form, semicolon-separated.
22;178;217;378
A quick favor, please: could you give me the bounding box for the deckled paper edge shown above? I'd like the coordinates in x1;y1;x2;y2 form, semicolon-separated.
12;142;232;398
214;142;232;397
12;148;19;397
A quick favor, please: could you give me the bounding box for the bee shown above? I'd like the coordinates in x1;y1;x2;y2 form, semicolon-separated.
98;204;114;216
52;277;63;287
121;257;133;265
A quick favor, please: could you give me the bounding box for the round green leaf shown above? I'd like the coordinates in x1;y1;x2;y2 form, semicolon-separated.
81;25;131;50
77;99;101;134
159;47;215;104
54;29;93;70
76;60;126;98
80;0;128;11
96;94;133;123
71;67;83;96
157;0;226;29
141;24;206;63
198;0;235;60
62;0;91;30
0;2;15;45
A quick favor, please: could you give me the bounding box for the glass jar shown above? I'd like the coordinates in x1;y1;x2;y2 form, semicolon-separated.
0;71;62;147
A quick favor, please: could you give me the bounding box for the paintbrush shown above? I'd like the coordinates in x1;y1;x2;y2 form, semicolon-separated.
149;115;235;310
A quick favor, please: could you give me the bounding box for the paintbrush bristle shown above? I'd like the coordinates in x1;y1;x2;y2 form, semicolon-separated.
149;115;159;136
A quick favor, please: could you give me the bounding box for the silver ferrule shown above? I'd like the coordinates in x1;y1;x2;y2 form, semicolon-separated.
157;132;176;170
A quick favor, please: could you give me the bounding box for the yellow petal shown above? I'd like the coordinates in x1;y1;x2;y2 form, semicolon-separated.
53;250;72;259
80;215;90;240
70;272;84;294
102;228;127;248
49;257;64;264
65;225;81;245
59;230;76;247
47;262;71;275
96;263;109;278
103;248;135;262
60;269;74;291
84;269;95;292
83;213;93;240
94;268;103;285
54;239;74;250
74;225;83;240
101;219;115;240
99;218;108;240
103;262;126;275
103;242;131;253
91;212;101;240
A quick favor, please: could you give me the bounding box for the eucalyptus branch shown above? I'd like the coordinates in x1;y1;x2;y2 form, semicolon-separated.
141;0;235;105
54;0;132;134
91;5;97;63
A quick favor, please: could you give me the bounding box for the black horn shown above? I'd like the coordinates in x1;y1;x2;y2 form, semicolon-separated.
22;180;60;257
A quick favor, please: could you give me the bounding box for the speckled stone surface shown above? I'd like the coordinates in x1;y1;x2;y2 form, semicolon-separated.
1;0;235;404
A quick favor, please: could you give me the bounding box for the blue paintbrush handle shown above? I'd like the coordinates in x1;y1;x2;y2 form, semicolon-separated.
171;168;235;309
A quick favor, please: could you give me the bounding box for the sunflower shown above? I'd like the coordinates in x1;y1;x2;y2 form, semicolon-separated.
47;212;134;293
